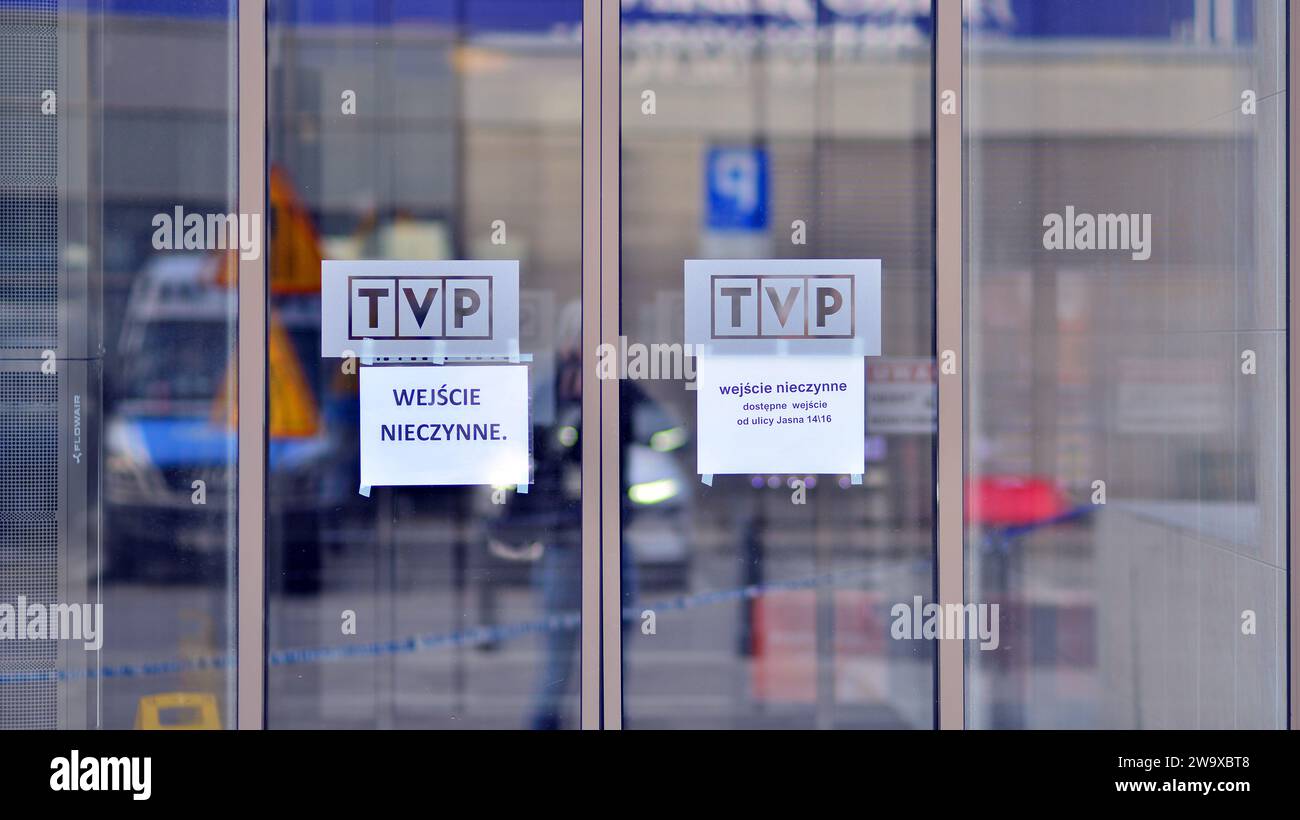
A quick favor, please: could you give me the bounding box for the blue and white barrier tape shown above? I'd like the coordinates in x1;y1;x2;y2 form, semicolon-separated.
0;562;924;685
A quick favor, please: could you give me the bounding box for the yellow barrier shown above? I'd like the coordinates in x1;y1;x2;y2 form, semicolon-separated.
134;693;221;730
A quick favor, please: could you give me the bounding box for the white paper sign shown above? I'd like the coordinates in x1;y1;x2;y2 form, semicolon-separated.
696;355;865;475
360;365;530;487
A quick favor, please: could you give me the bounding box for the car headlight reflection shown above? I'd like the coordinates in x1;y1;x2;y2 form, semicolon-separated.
649;426;686;453
628;478;679;506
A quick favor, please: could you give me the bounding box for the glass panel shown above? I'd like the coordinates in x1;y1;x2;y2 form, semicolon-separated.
1;0;239;728
965;0;1288;728
265;0;584;729
620;5;936;728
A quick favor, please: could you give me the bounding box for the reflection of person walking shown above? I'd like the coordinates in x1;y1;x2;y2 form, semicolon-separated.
529;522;581;730
511;301;584;730
496;302;642;730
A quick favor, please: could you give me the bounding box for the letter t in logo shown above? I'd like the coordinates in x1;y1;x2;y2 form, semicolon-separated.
350;279;395;337
712;277;757;337
359;289;387;327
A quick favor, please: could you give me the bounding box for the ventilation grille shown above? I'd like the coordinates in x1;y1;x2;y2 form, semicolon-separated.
0;3;58;351
0;372;60;729
0;0;60;730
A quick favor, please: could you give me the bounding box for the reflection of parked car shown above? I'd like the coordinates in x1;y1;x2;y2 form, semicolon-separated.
625;399;691;589
474;379;693;594
103;254;342;586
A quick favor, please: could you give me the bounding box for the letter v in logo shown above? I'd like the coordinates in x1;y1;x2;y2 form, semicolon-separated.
402;285;438;327
764;285;800;330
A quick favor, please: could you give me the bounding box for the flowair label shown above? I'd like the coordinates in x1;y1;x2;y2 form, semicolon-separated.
71;394;82;465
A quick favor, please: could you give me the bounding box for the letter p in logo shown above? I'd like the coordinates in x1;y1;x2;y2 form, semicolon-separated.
811;280;851;337
446;278;491;338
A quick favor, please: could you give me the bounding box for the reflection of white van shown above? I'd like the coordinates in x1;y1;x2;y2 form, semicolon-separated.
104;254;335;582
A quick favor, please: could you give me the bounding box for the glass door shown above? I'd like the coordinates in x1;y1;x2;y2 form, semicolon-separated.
263;0;587;729
964;0;1290;729
614;3;938;729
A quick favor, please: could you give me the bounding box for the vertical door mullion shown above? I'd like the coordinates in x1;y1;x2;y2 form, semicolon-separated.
1288;0;1298;732
934;0;965;730
580;0;603;731
599;0;623;730
236;0;267;731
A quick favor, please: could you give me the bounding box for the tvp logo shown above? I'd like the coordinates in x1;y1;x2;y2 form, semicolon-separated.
710;275;853;339
684;260;880;356
349;276;492;341
321;260;519;358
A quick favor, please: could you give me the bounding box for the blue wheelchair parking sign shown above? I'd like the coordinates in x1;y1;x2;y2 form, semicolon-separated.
705;146;769;232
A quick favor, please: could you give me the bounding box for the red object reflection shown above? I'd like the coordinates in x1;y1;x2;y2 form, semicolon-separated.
967;476;1069;527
